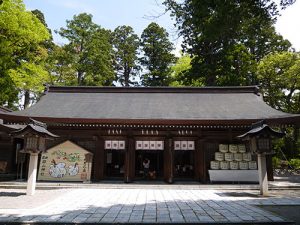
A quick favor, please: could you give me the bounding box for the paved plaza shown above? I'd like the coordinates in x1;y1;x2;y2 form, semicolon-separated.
0;186;299;224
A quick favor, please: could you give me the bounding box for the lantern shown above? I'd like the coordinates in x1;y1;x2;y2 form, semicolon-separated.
238;120;285;196
11;119;58;195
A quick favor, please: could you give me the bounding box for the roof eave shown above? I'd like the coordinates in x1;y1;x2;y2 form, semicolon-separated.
1;113;299;126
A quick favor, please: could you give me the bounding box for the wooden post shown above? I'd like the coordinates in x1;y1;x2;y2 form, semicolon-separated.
125;137;135;183
257;153;268;196
195;139;205;182
93;138;104;181
26;152;39;196
164;138;173;183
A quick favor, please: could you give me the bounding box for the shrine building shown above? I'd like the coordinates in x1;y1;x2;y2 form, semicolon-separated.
0;86;299;183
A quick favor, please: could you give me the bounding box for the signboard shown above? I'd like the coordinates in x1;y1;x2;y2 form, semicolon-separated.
135;141;164;150
38;140;93;182
105;140;126;150
174;141;195;150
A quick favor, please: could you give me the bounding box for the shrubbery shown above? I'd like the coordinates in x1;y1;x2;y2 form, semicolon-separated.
289;159;300;170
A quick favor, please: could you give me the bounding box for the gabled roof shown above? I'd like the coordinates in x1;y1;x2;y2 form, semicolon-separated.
0;86;299;125
11;119;58;138
238;121;285;139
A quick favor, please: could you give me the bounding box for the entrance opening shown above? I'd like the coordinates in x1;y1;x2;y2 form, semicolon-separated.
105;150;125;178
174;150;194;179
135;150;163;180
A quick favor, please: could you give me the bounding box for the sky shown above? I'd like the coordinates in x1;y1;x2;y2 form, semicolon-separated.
24;0;300;53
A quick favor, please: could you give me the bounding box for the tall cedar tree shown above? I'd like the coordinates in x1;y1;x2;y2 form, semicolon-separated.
0;0;50;109
164;0;293;86
140;22;176;86
58;13;114;86
112;26;140;86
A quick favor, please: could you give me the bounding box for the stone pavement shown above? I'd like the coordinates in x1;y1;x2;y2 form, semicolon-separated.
0;188;299;224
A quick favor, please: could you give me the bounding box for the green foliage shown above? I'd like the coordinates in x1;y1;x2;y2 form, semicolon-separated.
140;22;176;86
58;13;114;86
164;0;292;86
0;0;50;108
170;53;198;86
47;45;77;86
257;52;300;114
112;26;140;86
272;156;281;169
289;159;300;170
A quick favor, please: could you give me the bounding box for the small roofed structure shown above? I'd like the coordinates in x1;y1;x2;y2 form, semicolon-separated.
238;120;285;140
238;121;286;196
11;119;58;195
11;118;58;153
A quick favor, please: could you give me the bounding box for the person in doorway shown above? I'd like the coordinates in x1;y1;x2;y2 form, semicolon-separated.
143;158;150;178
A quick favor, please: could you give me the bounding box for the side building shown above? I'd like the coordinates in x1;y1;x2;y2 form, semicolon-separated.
0;86;299;183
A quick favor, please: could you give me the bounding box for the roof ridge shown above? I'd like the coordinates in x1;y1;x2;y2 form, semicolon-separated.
47;86;260;94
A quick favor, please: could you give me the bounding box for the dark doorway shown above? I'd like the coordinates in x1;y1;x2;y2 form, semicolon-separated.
174;150;194;179
105;150;125;178
135;150;163;180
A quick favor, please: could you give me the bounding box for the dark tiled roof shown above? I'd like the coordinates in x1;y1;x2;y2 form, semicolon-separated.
11;119;58;138
5;86;298;123
0;106;12;113
238;124;285;139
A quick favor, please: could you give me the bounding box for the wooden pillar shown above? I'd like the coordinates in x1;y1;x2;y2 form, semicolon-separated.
125;137;135;183
195;139;205;182
164;137;173;183
26;152;39;196
93;138;104;181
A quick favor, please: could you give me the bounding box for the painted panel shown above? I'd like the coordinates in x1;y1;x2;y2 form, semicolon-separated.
136;141;143;150
187;141;195;150
105;140;112;149
149;141;156;150
143;141;150;150
174;141;181;150
156;141;164;150
38;140;93;182
118;140;125;150
181;141;188;150
112;140;119;149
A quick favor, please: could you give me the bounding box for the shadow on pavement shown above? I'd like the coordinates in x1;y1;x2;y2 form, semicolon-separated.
0;192;25;197
259;205;300;225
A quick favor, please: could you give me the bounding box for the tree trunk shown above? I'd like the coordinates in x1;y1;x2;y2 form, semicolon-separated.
24;91;30;109
77;71;83;85
124;65;130;87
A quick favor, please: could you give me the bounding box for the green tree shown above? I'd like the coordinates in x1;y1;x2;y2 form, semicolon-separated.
164;0;292;86
257;51;300;158
58;13;114;86
170;53;193;86
140;22;176;86
257;52;300;114
47;45;77;86
31;9;54;50
0;0;50;109
112;26;140;86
